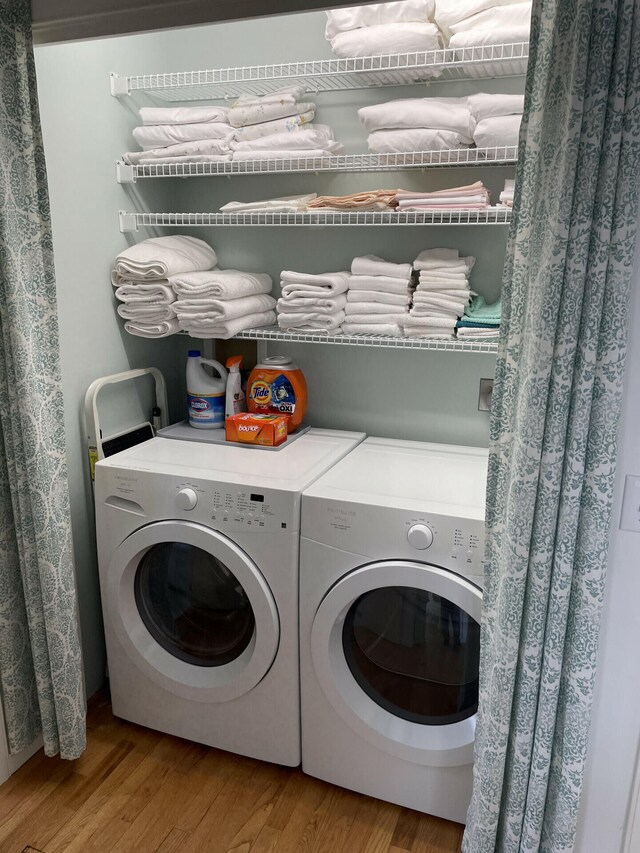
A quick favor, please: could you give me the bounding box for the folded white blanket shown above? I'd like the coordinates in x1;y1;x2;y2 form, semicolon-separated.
114;283;175;303
233;111;316;142
123;138;234;165
232;126;336;152
449;24;531;48
367;127;472;153
228;101;316;129
474;114;522;149
133;123;234;150
280;271;350;297
345;302;407;316
220;194;316;214
278;294;347;313
173;293;276;322
139;106;230;126
358;97;475;136
342;322;402;336
124;319;180;338
277;310;345;330
117;304;176;322
351;254;413;279
133;154;232;165
180;309;276;339
434;0;521;36
232;86;307;108
449;2;531;34
347;289;409;305
115;236;217;281
325;1;435;39
330;22;442;58
348;275;412;294
414;249;476;272
171;270;272;300
232;148;341;161
467;92;525;122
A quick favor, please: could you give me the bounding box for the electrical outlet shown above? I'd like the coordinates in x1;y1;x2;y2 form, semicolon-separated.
620;475;640;532
478;378;494;412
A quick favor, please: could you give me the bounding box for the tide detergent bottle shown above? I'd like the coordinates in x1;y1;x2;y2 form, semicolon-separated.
247;356;307;433
186;350;228;429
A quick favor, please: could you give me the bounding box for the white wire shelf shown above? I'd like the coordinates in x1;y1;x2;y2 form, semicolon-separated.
232;326;499;353
110;43;529;100
116;146;518;182
118;208;512;231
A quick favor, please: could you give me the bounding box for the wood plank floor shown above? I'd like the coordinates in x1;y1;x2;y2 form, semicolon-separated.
0;691;464;853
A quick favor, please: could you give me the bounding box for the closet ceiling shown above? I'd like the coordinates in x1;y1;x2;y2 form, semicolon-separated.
31;0;371;43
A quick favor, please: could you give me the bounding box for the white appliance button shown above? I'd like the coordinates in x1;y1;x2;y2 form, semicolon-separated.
176;488;198;511
407;523;433;550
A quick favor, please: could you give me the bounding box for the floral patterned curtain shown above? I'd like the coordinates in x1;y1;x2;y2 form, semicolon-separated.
0;0;86;759
463;0;640;850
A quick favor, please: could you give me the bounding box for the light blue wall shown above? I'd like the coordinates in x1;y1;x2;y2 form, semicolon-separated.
33;10;521;694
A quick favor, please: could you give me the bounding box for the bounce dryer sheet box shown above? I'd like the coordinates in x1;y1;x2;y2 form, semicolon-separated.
225;413;289;447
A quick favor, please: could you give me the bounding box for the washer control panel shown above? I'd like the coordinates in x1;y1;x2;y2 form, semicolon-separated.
173;480;293;532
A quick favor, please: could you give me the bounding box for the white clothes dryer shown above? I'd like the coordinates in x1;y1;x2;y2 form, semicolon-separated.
95;428;364;766
299;437;488;821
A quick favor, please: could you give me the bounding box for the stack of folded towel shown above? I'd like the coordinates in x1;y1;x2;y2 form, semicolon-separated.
468;93;524;149
123;107;235;165
171;271;276;339
499;178;515;207
325;1;442;58
435;0;532;47
358;96;475;154
399;248;474;338
113;236;217;337
456;295;501;339
277;271;350;333
395;181;490;210
344;255;413;337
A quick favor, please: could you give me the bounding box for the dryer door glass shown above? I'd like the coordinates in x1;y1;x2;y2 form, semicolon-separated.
342;586;480;725
135;542;255;667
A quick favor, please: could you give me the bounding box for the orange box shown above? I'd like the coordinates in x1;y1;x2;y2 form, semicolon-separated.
225;413;289;447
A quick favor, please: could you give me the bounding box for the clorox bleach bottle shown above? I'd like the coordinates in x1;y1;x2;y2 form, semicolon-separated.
186;350;228;429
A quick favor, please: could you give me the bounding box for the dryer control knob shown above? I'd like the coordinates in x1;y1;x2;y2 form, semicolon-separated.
407;523;433;550
176;488;198;511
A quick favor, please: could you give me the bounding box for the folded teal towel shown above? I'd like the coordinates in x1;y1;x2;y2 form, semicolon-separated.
456;320;498;329
463;296;501;325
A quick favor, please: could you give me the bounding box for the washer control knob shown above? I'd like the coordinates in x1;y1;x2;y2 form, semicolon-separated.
176;488;198;511
407;523;433;550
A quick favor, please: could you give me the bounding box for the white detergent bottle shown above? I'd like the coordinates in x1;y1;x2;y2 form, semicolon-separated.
186;350;228;429
225;355;246;418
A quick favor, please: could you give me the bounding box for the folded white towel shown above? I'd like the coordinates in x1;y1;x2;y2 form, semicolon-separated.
113;282;176;303
330;22;442;57
367;127;472;154
467;92;525;122
418;269;471;281
413;288;471;299
173;294;276;323
277;310;345;331
123;138;233;165
399;315;457;329
348;275;412;294
416;278;471;290
277;294;347;313
139;106;230;126
473;114;522;150
115;236;217;281
342;322;402;336
229;101;316;129
232;148;341;161
344;312;406;324
171;270;272;301
346;289;409;305
414;249;476;272
410;307;461;318
124;319;180;338
180;309;277;339
220;194;316;214
457;327;500;338
133;123;234;150
449;24;531;48
232;126;336;152
117;304;176;322
449;2;531;35
233;111;316;143
434;0;521;36
351;255;413;279
358;97;475;136
345;302;407;316
325;1;435;39
280;271;350;298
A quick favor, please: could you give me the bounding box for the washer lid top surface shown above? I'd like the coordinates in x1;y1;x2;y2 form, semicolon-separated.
303;437;489;520
95;428;365;492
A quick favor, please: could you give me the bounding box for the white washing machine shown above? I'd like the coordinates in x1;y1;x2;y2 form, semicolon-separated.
95;428;364;766
299;437;488;822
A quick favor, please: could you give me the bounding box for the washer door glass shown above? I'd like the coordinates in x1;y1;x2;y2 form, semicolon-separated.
135;542;255;667
342;586;480;725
